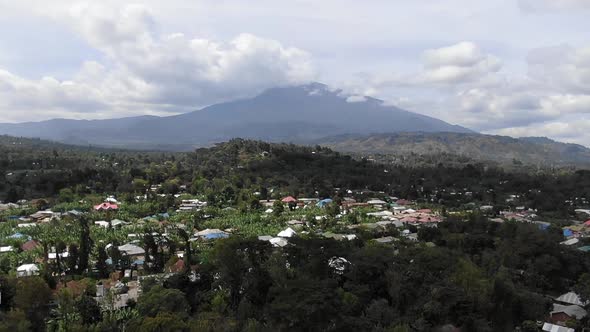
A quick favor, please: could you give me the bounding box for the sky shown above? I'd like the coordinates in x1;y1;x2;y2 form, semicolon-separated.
0;0;589;144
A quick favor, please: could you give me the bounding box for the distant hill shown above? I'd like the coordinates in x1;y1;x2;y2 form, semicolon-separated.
316;132;590;167
0;83;472;150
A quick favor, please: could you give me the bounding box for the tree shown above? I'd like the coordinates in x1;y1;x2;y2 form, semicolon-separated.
48;288;81;331
136;312;188;332
13;277;52;331
77;217;92;274
67;244;79;273
326;202;341;219
4;187;20;203
574;273;590;303
249;197;262;211
95;245;110;278
0;310;32;332
272;200;284;217
137;286;189;318
76;295;101;325
58;188;75;203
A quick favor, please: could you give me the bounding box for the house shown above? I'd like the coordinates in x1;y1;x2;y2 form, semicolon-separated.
560;238;579;246
259;200;276;208
550;304;587;324
105;196;119;204
373;236;395;244
168;259;185;273
30;210;55;221
258;235;273;241
94;202;119;211
480;205;494;212
281;196;298;203
563;229;574;237
542;322;574;332
277;228;296;238
196;229;229;240
269;237;288;247
367;211;394;218
17;263;40;277
95;221;110;228
20;240;39;252
177;199;207;212
48;252;69;260
367;199;387;208
0;246;13;253
316;198;333;208
555;292;588;306
117;244;146;257
400;216;418;224
0;202;19;211
287;220;305;226
65;210;84;217
110;219;128;227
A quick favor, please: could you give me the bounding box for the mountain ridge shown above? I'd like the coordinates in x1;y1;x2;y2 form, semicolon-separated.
315;132;590;167
0;82;472;149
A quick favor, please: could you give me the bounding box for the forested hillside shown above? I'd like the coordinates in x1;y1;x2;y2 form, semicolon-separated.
317;132;590;168
2;136;590;214
1;136;590;331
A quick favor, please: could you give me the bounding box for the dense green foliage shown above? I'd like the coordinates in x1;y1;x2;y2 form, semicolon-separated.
2;137;590;217
0;136;590;331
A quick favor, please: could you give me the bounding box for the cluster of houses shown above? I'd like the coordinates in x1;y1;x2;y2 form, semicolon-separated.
176;198;207;212
4;191;590;323
542;291;588;332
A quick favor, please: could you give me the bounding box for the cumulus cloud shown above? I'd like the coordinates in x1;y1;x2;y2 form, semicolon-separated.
527;45;590;94
421;42;502;84
339;40;590;146
0;3;316;122
493;118;590;146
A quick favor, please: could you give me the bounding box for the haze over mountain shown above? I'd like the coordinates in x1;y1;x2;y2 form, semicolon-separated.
0;83;472;150
317;132;590;167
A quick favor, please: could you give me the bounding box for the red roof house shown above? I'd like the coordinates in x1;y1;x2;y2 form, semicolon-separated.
21;240;40;252
94;202;119;211
281;196;298;203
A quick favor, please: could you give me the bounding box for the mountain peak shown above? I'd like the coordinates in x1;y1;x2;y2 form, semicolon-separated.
0;82;473;149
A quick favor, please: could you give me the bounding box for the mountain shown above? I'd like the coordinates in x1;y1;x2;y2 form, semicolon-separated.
0;83;472;150
316;132;590;167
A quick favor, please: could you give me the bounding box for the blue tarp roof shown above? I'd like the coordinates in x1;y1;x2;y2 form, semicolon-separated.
563;229;574;237
316;199;333;207
202;233;229;240
9;232;26;239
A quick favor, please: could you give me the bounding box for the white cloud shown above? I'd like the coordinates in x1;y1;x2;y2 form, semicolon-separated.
528;45;590;94
0;3;316;122
0;1;588;146
493;118;590;145
421;42;502;84
345;95;367;103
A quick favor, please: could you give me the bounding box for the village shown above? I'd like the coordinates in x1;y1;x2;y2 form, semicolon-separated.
2;187;590;331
